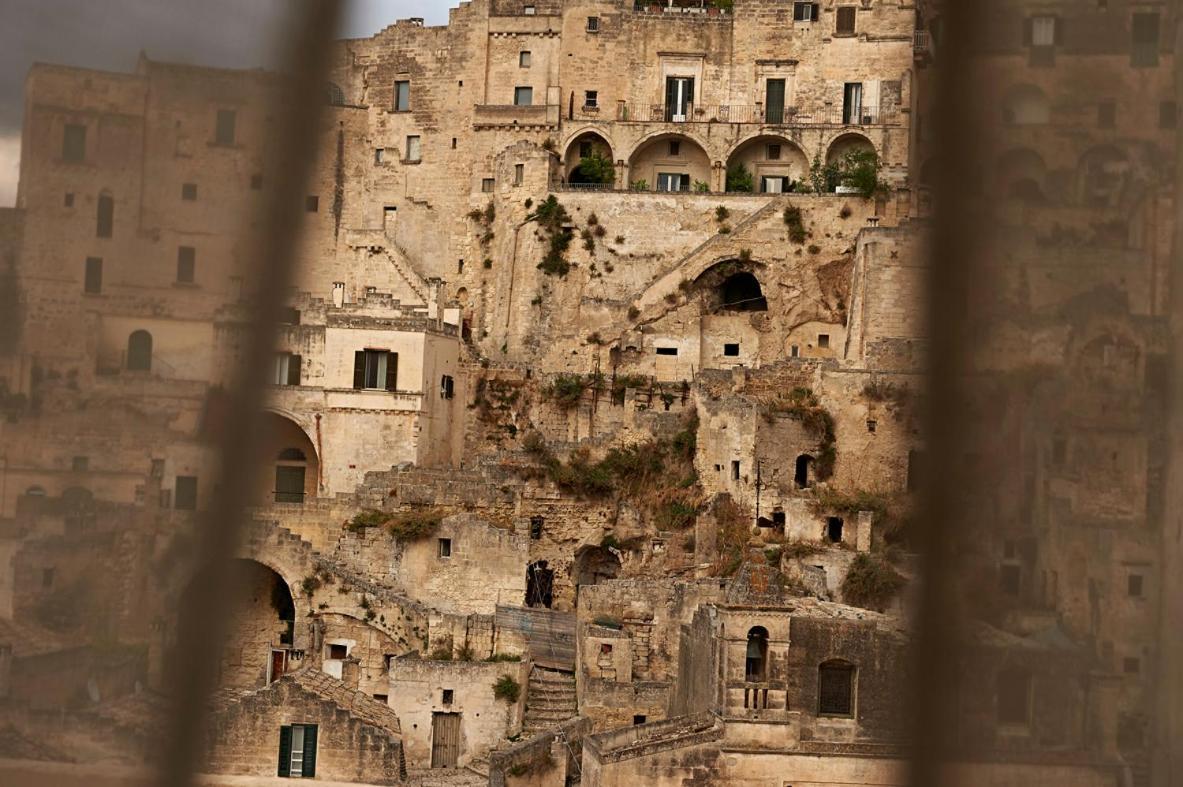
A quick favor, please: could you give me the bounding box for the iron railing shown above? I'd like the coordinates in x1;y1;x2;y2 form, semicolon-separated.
609;102;896;125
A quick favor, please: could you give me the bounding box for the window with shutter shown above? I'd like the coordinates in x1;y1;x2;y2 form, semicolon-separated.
835;6;856;35
97;194;114;238
385;352;399;391
300;725;318;777
353;350;366;389
276;726;293;777
818;661;855;716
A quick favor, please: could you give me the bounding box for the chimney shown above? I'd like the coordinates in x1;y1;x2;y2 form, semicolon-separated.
341;656;361;690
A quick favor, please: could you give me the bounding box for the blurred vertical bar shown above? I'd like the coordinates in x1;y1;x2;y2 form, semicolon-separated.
156;3;342;786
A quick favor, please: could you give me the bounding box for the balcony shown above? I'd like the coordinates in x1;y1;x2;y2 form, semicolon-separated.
632;0;730;17
605;103;898;126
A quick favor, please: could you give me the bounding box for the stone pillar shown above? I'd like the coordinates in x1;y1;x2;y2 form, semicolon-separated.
857;510;874;553
341;656;361;690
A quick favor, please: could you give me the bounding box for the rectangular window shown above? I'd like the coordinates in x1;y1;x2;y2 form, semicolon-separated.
175;476;198;511
761;176;789;193
996;670;1031;725
1030;16;1056;46
1129;574;1144;597
668;140;681;156
62;123;86;162
72;456;89;472
277;723;318;778
441;374;455;399
97;194;114;238
519;51;531;67
1123;657;1141;674
438;538;452;558
530;516;544;540
1160;101;1177;129
655;346;678;355
406;135;421;162
1132;13;1160;66
273;354;302;386
375;148;385;164
584;90;598;108
394;80;410;111
482;177;495;193
524;5;536;14
328;643;348;659
842;82;863;124
723;343;740;357
84;257;102;294
766;79;786;123
587;16;600;32
818;334;830;348
731;460;741;480
177;246;195;284
353;349;399;391
514;86;533;106
514;163;524;185
767;143;782;160
835;6;856;35
665;76;694;122
442;688;455;705
215;109;236;146
1098;101;1116;128
305;195;319;212
656;173;689;192
181;182;197;201
791;345;799;357
793;1;819;21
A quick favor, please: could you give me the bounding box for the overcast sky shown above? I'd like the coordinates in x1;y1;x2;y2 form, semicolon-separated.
0;1;456;206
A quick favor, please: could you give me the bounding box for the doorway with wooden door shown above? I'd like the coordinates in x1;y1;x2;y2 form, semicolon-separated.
430;712;461;768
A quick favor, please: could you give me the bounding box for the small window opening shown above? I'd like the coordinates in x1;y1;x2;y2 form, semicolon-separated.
656;346;678;356
1123;657;1141;674
214;109;236;146
530;516;544;540
745;626;769;681
305;195;319;212
1128;574;1144;597
668;140;681;156
97;194;114;238
731;460;741;480
482;177;495;193
586;16;600;32
519;51;531;67
84;257;103;294
795;455;813;488
64;192;74;207
584;90;598;108
723;343;740;357
440;375;455;399
514;163;524;185
633;714;646;725
791;345;800;358
442;688;454;705
394;80;410;111
438;538;452;558
818;334;830;349
406;135;421;162
514;86;533;106
328;644;347;660
767;143;782;160
62;124;86;162
72;456;89;472
866;419;877;433
818;661;855;716
181;183;198;200
826;516;843;543
373;694;389;703
176;246;196;284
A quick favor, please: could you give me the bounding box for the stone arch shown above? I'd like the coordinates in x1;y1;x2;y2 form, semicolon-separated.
1002;84;1050;125
571;545;622;587
745;626;769;681
825;132;877;166
724;134;809;193
627;132;712;191
996;148;1047;203
562;129;616;186
178;558;299;688
694;260;768;313
258;411;319;504
127;329;152;371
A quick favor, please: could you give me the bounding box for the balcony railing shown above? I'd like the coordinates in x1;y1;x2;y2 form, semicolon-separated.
914;29;931;55
610;103;896;126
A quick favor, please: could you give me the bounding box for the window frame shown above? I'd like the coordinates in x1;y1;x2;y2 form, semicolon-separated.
84;257;103;294
354;349;399;391
176;246;196;284
835;6;857;35
586;16;600;32
818;660;857;717
514;86;534;106
519;50;532;68
405;135;422;163
62;123;87;162
394;80;411;111
214;109;237;146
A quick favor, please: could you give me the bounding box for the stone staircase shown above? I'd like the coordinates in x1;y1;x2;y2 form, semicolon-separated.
405;766;488;787
522;666;578;735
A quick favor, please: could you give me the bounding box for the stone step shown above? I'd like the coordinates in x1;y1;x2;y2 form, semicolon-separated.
530;667;575;684
528;695;575;707
528;684;576;697
524;709;577;724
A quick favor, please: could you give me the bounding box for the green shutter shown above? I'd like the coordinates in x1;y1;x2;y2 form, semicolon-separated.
277;726;292;777
385;352;399;391
301;725;318;777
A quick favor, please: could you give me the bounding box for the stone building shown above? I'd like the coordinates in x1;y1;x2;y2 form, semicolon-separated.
0;0;1173;784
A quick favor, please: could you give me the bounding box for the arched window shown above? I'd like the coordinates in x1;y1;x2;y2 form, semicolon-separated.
745;626;769;682
795;454;814;488
818;660;856;716
127;330;153;371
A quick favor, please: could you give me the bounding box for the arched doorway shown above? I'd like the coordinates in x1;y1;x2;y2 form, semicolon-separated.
627;134;711;192
180;559;296;689
572;545;622;587
127;330;153;371
258;413;318;504
564;131;615;186
725;136;808;193
719;271;767;312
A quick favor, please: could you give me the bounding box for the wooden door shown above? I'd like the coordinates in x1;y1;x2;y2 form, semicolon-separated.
270;649;286;683
430;712;461;768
